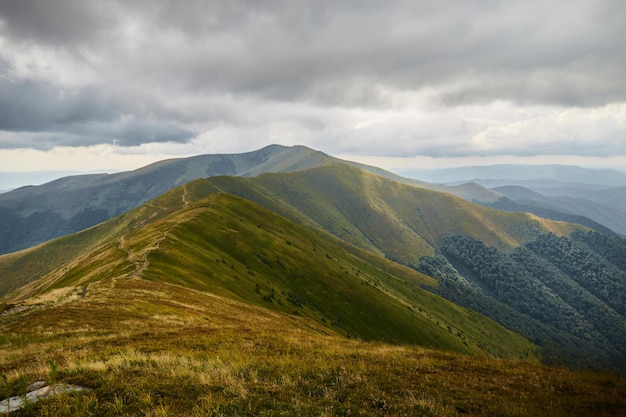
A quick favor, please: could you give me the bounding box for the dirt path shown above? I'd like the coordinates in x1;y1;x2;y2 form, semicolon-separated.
182;184;190;207
116;193;215;279
117;220;185;279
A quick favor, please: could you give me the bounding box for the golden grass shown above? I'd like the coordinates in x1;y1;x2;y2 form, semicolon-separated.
1;278;624;416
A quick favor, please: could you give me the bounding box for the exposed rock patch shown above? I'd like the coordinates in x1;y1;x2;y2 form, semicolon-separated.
0;381;90;414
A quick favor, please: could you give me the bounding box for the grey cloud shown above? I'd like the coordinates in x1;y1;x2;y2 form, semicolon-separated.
114;0;626;108
0;0;115;47
4;0;625;108
0;120;195;150
0;79;121;131
1;0;625;155
0;77;194;148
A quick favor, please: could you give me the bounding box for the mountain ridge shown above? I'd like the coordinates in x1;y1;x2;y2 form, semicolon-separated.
0;145;498;254
0;187;535;360
490;185;626;235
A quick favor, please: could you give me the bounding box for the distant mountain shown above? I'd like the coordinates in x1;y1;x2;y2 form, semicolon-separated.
399;164;626;236
1;160;623;373
0;163;577;296
534;185;626;215
400;164;626;188
0;170;109;192
0;145;498;254
0;145;333;254
0;162;626;371
182;163;579;262
489;186;626;236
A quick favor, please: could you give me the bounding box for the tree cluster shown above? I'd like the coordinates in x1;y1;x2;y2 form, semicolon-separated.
417;232;626;372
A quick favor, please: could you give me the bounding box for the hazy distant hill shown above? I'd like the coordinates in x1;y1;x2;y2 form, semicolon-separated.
0;145;498;254
398;164;626;236
400;164;626;188
0;145;332;254
489;186;626;236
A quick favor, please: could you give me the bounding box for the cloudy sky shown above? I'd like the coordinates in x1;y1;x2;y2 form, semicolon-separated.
1;0;625;176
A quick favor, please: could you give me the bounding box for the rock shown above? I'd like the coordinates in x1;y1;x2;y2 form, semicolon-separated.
0;383;90;414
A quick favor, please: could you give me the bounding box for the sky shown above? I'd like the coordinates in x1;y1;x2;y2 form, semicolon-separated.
1;0;625;178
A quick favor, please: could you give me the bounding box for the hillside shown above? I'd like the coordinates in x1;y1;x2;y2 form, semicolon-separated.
166;166;626;371
418;231;626;371
3;163;613;371
0;145;333;254
1;167;625;414
0;145;498;255
184;163;581;264
2;278;624;416
0;188;535;359
1;163;567;299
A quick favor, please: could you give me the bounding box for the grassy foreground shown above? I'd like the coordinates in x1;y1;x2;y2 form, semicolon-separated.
1;278;624;416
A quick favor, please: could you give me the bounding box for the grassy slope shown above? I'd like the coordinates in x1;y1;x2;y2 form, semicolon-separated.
1;278;624;417
0;162;584;360
2;191;534;359
0;162;580;297
186;163;582;264
0;185;188;297
143;193;534;357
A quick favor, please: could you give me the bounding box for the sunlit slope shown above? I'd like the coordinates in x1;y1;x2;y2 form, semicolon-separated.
0;184;189;296
186;163;582;265
2;278;623;416
2;191;534;359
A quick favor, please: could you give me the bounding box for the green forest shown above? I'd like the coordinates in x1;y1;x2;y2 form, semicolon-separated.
417;230;626;372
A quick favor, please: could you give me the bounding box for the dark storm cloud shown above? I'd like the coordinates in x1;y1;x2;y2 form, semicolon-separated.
0;0;115;47
3;0;625;107
0;78;120;131
0;0;625;154
0;77;194;149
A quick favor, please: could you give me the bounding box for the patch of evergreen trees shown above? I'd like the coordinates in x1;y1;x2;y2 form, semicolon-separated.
417;231;626;372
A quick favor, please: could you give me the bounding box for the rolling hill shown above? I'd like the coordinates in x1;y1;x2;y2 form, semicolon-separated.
0;184;534;359
2;274;624;416
1;163;596;362
1;163;626;414
0;144;333;254
489;185;626;236
398;163;626;236
183;163;581;263
155;165;626;372
0;145;498;255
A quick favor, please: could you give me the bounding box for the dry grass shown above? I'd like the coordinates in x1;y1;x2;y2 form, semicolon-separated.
1;278;624;416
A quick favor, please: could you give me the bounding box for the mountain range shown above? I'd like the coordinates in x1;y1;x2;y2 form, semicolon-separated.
399;164;626;236
399;164;626;188
1;145;625;414
0;145;499;255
